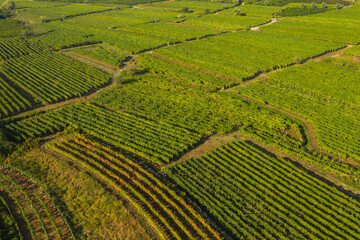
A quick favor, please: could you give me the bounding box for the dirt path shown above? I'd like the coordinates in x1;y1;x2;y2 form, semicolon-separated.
164;130;360;197
3;58;134;122
0;168;73;240
61;51;118;74
251;18;277;31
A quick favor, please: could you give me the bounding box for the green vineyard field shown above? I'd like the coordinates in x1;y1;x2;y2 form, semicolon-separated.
166;141;360;239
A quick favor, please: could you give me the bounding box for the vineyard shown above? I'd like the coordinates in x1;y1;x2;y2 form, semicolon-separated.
0;167;73;239
0;38;43;62
142;0;238;13
1;0;360;239
261;5;360;44
118;22;222;41
0;195;20;239
31;21;176;53
236;60;360;160
182;14;270;30
154;31;344;80
219;4;285;16
0;74;32;118
344;45;360;57
4;103;202;164
138;54;233;90
70;45;129;67
0;19;23;38
166;141;360;239
92;74;305;146
276;6;332;17
22;3;112;20
47;134;221;240
1;52;110;104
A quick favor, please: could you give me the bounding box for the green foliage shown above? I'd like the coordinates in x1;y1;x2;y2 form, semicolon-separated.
4;102;201;165
72;45;129;67
220;4;285;17
68;8;189;28
343;45;360;58
47;134;220;239
276;6;331;17
0;196;20;240
92;74;305;148
30;21;176;53
154;31;344;80
118;22;222;41
35;0;165;4
237;61;360;160
256;0;350;6
166;140;360;239
22;3;111;20
1;52;110;104
1;0;15;11
0;38;43;62
5;147;150;239
142;0;237;13
183;14;269;30
0;73;32;119
262;7;360;44
0;8;10;19
138;54;232;90
0;19;22;37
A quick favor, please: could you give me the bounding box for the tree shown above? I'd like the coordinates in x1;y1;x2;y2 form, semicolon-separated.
311;2;316;8
40;16;48;23
233;8;241;15
2;0;15;11
321;2;327;8
179;7;189;13
300;2;305;8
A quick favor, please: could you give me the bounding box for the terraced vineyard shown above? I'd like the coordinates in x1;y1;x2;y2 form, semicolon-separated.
0;167;73;239
47;134;221;240
166;141;360;239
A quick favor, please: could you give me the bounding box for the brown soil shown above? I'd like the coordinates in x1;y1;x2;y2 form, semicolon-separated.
0;168;73;240
251;18;277;31
61;51;118;74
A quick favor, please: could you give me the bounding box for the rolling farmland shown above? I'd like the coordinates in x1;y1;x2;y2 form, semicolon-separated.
1;0;360;239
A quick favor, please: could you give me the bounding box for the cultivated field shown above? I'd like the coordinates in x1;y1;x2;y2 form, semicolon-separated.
1;0;360;239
